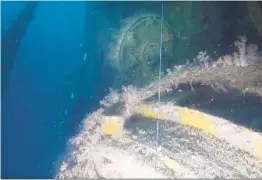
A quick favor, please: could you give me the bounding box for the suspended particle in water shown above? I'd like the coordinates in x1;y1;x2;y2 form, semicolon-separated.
70;92;75;100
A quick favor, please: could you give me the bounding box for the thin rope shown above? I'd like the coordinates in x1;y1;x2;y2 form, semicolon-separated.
155;0;164;173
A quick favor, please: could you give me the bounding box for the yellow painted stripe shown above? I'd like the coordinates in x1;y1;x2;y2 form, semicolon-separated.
253;136;262;160
177;107;217;135
140;105;165;120
162;156;187;173
102;118;121;136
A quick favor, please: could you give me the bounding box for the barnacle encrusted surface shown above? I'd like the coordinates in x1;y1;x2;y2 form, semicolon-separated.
56;58;262;179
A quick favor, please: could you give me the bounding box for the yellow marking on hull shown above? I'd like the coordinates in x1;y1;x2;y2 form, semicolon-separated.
102;118;121;136
162;156;187;173
140;105;165;120
253;136;262;160
178;107;217;135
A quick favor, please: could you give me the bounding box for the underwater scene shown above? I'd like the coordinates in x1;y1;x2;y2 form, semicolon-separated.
1;1;262;178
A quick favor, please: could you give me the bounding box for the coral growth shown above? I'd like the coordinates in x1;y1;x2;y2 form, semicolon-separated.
194;35;262;68
233;35;261;66
101;36;262;113
194;51;211;68
56;33;262;179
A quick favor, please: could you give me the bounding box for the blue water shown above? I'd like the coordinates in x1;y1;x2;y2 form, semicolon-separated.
1;1;110;178
2;1;262;178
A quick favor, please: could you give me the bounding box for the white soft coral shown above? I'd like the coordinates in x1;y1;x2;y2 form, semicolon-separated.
194;51;211;68
233;35;261;66
246;44;260;63
234;35;248;67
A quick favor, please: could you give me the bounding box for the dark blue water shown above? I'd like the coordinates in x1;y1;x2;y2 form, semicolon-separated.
1;1;111;178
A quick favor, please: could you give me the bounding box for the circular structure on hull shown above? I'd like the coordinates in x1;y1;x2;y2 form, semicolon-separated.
108;12;174;87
